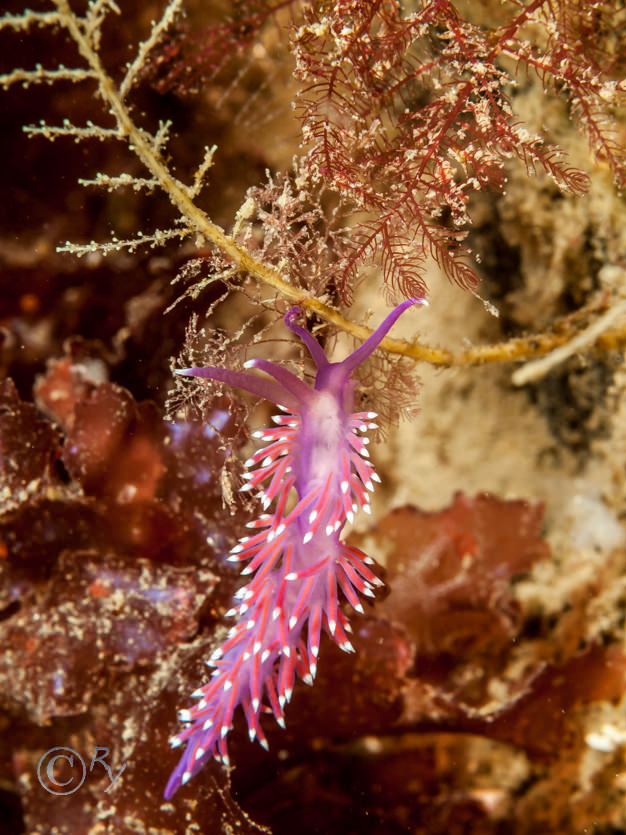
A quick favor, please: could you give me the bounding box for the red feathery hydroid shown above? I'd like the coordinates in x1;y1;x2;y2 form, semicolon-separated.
165;298;425;798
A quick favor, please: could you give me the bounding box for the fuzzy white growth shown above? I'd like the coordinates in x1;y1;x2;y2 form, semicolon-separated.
119;0;184;100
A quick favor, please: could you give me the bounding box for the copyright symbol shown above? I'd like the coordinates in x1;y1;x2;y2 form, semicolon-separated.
37;747;86;795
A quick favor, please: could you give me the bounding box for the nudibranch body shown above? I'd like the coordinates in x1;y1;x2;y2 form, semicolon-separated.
166;298;425;799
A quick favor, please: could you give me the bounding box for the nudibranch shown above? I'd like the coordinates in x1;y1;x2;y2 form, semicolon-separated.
166;298;425;798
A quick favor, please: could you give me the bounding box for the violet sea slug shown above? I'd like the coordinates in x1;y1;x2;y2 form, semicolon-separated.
166;298;425;798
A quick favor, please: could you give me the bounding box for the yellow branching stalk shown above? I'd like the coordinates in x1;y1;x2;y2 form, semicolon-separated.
1;0;624;378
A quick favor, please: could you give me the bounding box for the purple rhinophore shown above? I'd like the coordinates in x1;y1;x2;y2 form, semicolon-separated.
165;298;425;798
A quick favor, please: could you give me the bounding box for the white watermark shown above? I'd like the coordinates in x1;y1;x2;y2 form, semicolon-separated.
37;746;127;795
